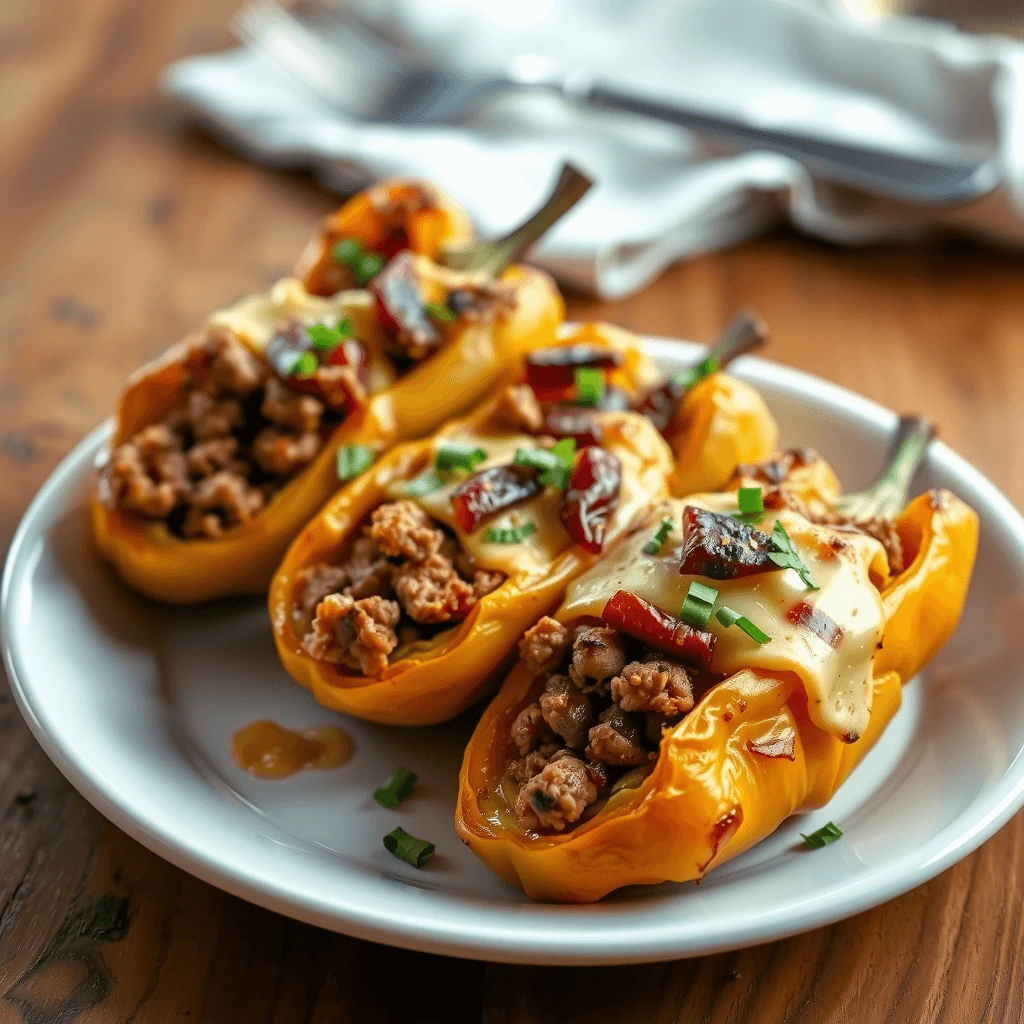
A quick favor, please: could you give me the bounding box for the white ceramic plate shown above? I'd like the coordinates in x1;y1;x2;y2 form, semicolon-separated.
4;339;1024;966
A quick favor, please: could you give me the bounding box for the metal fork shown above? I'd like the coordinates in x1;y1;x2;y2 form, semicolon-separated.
233;0;999;207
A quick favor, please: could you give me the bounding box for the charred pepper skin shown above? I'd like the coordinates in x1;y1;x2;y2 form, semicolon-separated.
454;464;978;903
90;183;564;604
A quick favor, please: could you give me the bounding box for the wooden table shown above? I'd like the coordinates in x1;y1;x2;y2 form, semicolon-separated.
3;3;1024;1021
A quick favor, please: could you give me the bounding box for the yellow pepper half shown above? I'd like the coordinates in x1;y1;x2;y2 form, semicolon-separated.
91;260;563;603
269;388;674;727
297;178;473;297
455;458;978;902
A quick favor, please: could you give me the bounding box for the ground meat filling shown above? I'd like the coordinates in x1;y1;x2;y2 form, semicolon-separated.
506;620;699;832
297;501;508;677
98;326;346;539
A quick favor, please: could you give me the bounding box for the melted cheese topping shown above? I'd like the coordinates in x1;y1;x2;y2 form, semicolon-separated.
387;414;669;579
559;494;888;740
206;277;393;392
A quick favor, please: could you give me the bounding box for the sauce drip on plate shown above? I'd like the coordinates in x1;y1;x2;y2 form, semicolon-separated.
231;720;351;779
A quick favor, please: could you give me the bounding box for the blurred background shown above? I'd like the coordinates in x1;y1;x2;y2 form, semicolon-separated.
3;1;1024;1020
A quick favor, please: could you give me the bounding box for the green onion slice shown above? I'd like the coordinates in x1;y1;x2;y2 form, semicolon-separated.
672;355;720;392
331;238;363;265
574;366;605;408
801;821;843;849
680;580;719;629
287;351;318;378
715;605;772;644
355;252;385;286
403;470;446;497
337;444;375;482
307;320;352;353
424;301;457;322
737;486;764;514
642;518;674;556
768;520;818;590
512;438;576;489
383;827;435;868
485;521;537;544
373;768;418;808
435;443;487;474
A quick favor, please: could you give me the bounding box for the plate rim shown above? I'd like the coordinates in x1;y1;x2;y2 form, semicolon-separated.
4;337;1024;965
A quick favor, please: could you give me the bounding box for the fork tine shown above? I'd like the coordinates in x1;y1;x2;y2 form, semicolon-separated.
232;0;389;117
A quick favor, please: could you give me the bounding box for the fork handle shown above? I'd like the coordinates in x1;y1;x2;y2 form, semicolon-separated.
573;83;995;206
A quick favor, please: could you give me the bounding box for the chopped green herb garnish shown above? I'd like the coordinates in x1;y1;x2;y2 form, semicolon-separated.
485;521;537;544
801;821;843;849
307;320;352;353
331;238;363;265
574;367;605;408
287;351;318;378
403;469;445;497
733;485;765;525
672;355;719;392
512;438;576;489
715;605;771;644
768;520;818;590
424;301;457;322
680;580;719;629
331;236;385;286
337;444;375;481
383;827;435;868
643;518;674;556
355;252;385;285
434;443;487;474
373;768;418;808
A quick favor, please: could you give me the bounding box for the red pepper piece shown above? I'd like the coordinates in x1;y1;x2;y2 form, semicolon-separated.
525;345;623;401
602;589;716;668
633;378;685;435
786;601;844;648
377;229;410;261
560;447;621;554
372;252;441;354
679;506;778;580
326;337;369;385
544;405;604;447
450;465;542;533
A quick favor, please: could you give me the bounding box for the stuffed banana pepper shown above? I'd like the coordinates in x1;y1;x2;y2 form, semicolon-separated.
554;311;777;496
455;420;978;901
91;177;573;603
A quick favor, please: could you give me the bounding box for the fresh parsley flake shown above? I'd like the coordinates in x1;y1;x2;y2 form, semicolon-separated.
768;520;818;590
643;518;674;556
680;580;718;629
574;366;605;407
307;320;352;353
403;470;446;497
715;605;771;644
801;821;843;849
424;301;457;322
485;521;537;544
434;443;487;474
287;351;318;378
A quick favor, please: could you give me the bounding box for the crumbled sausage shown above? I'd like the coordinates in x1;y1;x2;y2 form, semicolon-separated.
165;390;245;443
586;705;651;766
185;437;250;479
644;712;672;744
369;501;444;561
261;377;324;432
393;552;475;624
519;616;571;676
739;449;820;486
569;626;628;693
302;593;400;677
100;426;190;517
489;384;544;434
180;471;265;538
296;564;350;616
340;536;394;600
611;658;694;717
508;750;552;785
472;568;506;599
515;751;604;831
204;327;266;397
539;675;594;750
510;702;546;756
251;427;322;476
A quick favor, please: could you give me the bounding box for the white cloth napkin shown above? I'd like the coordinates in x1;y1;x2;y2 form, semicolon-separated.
163;0;1024;298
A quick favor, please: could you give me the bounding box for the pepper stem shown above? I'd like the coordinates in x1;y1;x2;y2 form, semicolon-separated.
441;163;594;276
707;310;769;371
835;415;935;521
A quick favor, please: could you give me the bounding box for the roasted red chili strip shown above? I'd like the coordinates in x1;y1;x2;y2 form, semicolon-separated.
372;252;441;352
632;378;685;435
679;506;778;580
544;405;604;448
450;465;542;533
602;589;716;668
560;447;621;554
786;601;845;648
525;344;623;400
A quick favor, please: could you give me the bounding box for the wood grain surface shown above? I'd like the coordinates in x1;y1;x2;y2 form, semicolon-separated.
2;2;1024;1022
